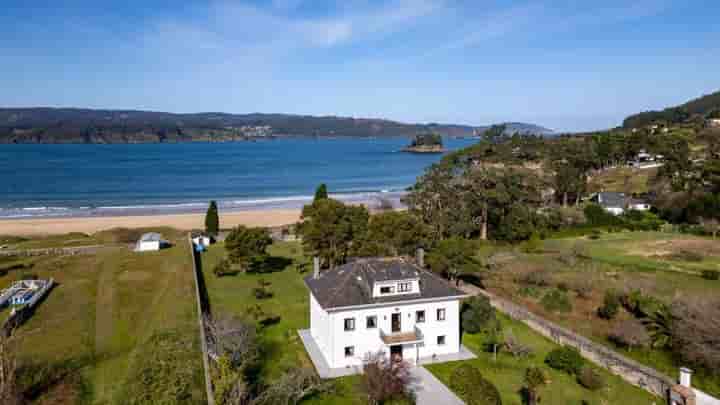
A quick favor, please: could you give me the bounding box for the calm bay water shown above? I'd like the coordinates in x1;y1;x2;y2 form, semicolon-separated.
0;137;477;218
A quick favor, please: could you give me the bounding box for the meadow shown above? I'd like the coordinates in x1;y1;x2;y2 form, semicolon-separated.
3;229;205;404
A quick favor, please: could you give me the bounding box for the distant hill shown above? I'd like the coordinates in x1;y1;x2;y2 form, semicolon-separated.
623;90;720;128
0;107;551;144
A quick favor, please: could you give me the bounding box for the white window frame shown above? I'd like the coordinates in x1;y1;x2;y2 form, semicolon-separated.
344;318;355;331
345;346;355;357
437;308;446;321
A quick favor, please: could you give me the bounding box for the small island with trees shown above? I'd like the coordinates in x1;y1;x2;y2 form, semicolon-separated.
402;132;445;153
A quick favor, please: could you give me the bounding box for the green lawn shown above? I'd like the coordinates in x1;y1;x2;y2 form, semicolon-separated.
427;314;656;405
484;231;720;396
202;241;657;405
7;235;205;404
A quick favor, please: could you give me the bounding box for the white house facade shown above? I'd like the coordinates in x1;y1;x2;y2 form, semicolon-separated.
135;232;167;252
304;257;468;370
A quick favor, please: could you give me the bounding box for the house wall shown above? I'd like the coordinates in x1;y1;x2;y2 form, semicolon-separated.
322;299;461;368
310;292;330;353
137;240;160;251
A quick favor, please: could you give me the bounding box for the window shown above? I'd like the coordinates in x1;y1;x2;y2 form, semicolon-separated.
398;282;412;292
437;308;446;321
366;315;377;329
380;286;395;294
344;318;355;331
345;346;355;357
416;310;425;323
437;335;446;346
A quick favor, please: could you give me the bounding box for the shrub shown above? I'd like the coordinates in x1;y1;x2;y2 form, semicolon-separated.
570;280;594;299
519;271;552;287
609;319;650;349
522;233;543;253
588;229;602;240
449;364;502;405
667;250;704;262
213;259;237;277
577;366;605;391
461;296;496;334
702;270;719;280
545;346;584;375
541;289;572;313
597;289;621;320
359;351;413;405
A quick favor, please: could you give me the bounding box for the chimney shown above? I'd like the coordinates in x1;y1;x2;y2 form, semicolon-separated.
313;256;320;279
680;367;693;388
416;248;425;268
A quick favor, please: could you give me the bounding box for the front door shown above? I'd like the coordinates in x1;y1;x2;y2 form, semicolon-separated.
390;345;403;362
391;313;401;333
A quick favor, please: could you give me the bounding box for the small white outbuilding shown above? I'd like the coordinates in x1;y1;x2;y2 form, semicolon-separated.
135;232;168;252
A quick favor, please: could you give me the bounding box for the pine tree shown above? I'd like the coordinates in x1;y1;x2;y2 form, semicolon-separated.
314;184;328;201
205;200;219;236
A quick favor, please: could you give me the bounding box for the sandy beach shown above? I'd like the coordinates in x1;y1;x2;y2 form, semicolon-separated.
0;209;302;236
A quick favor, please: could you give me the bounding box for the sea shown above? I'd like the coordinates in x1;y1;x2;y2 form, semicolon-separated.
0;137;478;219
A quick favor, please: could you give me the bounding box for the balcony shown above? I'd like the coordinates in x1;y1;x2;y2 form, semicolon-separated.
380;325;424;345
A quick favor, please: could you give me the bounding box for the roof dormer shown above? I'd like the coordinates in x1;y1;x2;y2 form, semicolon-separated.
372;278;420;298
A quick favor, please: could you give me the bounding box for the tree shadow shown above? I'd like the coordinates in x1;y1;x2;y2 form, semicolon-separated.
251;256;293;274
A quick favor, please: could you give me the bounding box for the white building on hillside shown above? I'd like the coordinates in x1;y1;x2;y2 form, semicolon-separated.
300;254;472;377
135;232;168;252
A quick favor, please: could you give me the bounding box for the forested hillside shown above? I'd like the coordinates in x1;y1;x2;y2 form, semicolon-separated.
623;90;720;128
0;107;550;144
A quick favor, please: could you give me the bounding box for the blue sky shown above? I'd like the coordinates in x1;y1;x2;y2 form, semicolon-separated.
1;0;718;132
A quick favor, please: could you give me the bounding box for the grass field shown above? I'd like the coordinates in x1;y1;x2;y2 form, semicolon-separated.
6;230;205;404
587;166;658;194
482;231;720;396
427;314;656;405
202;241;656;404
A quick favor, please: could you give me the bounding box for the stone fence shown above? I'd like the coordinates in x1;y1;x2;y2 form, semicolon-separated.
460;284;675;398
188;236;215;405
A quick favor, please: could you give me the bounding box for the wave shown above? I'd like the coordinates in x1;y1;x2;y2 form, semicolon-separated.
0;189;409;219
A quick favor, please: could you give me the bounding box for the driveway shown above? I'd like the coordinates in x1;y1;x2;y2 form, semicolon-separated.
410;366;464;405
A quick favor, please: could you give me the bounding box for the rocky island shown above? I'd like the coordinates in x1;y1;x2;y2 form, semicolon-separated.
402;132;446;153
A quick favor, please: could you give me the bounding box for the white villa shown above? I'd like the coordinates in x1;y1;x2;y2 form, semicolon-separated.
300;253;473;378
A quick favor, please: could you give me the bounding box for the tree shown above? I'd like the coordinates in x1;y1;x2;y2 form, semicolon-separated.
426;237;483;285
214;355;249;405
254;368;332;405
609;319;651;350
224;226;273;272
461;296;496;334
701;217;720;238
314;183;328;201
353;211;428;257
482;124;507;143
206;315;259;369
523;367;546;405
299;198;368;268
670;299;720;372
358;352;413;405
597;289;621;320
205;200;220;236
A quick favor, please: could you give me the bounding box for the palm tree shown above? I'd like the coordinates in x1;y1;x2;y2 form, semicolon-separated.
523;366;546;405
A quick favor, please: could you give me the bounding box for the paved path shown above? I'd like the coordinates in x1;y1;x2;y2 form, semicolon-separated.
410;366;464;405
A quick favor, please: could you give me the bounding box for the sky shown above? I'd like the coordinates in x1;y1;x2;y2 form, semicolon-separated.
0;0;718;132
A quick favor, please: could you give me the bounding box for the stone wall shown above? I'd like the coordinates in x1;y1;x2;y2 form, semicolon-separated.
0;245;107;257
460;284;674;399
188;236;216;405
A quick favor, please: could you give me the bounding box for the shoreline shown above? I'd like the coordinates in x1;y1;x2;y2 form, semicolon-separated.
0;209;303;236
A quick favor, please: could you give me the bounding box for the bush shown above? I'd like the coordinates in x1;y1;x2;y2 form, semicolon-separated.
461;296;496;334
609;319;650;349
570;280;594;299
597;289;621;320
449;364;502;405
545;346;584;375
522;233;543;253
212;259;237;277
702;270;719;280
519;271;552;287
577;366;605;391
588;229;602;240
541;289;572;313
667;250;704;262
584;204;623;227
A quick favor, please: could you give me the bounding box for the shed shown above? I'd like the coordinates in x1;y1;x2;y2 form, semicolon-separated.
136;232;168;252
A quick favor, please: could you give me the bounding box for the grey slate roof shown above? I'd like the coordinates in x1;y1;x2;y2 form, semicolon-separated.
305;257;467;310
596;192;626;208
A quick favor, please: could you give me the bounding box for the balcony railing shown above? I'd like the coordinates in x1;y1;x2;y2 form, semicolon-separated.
380;325;424;345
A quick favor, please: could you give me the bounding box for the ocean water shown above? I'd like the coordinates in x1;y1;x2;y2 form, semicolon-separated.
0;137;477;218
